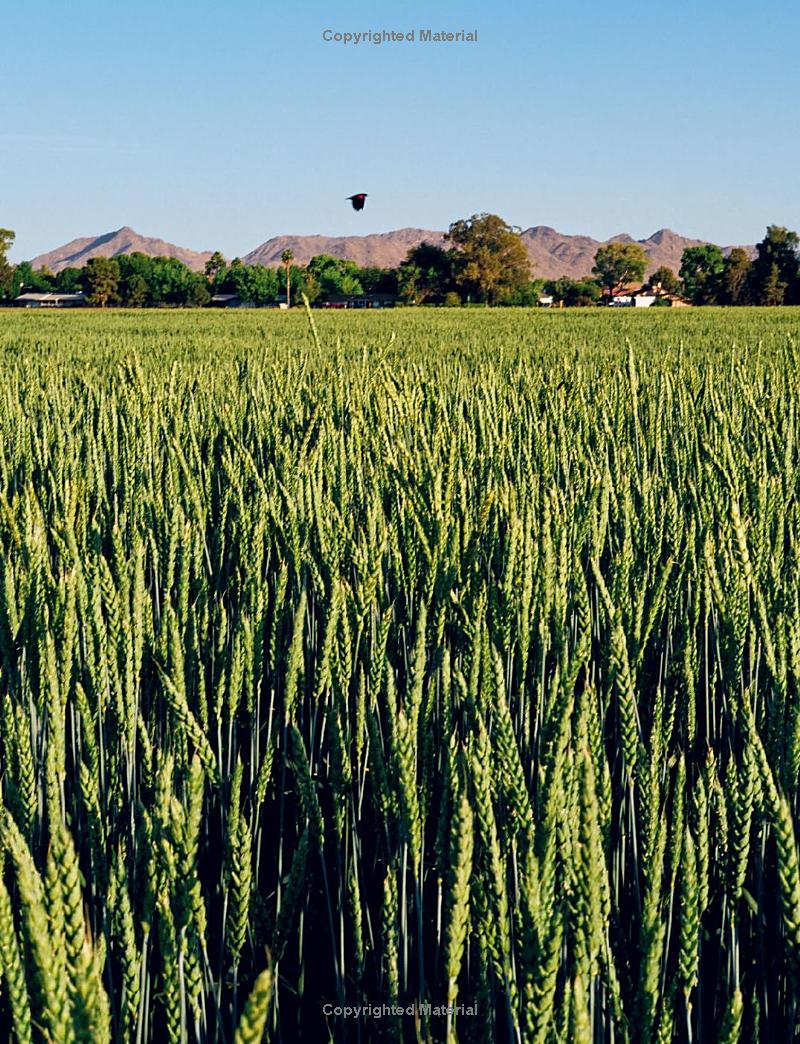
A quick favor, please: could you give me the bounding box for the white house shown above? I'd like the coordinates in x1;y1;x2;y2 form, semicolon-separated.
608;289;660;308
14;292;86;308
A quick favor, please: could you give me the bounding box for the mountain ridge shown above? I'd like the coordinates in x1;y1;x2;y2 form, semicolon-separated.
32;224;756;279
31;226;214;274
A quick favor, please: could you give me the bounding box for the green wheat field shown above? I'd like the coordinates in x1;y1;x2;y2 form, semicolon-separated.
0;306;799;1043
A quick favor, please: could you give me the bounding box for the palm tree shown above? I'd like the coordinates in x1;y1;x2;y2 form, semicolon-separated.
281;249;294;308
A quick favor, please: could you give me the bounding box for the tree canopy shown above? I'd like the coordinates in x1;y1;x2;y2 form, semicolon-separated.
397;243;452;304
679;245;724;305
85;258;120;308
751;226;799;305
0;228;15;300
719;248;752;305
592;242;648;296
648;267;681;295
445;214;531;304
545;277;602;307
305;255;363;299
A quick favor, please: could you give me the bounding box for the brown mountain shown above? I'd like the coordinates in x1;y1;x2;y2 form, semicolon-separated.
246;225;753;278
32;226;214;273
32;224;756;280
519;226;754;280
243;228;446;269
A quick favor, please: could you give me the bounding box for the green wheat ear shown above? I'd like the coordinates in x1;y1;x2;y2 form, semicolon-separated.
0;875;33;1044
444;788;474;1026
234;966;274;1044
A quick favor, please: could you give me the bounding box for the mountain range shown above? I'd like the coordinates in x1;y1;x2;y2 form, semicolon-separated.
31;225;755;280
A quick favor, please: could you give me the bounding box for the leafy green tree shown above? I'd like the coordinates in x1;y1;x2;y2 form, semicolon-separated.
592;242;648;297
758;263;787;306
85;257;120;307
300;272;321;304
231;265;281;304
358;266;398;295
679;245;724;304
188;279;211;308
204;251;227;284
55;267;84;294
0;228;14;300
223;263;280;306
647;266;681;294
546;277;602;307
148;257;202;306
122;274;149;307
446;214;531;305
750;226;798;305
397;243;452;304
117;254;155;304
219;264;247;301
500;279;548;306
306;255;363;300
10;260;54;296
281;249;294;307
720;248;752;305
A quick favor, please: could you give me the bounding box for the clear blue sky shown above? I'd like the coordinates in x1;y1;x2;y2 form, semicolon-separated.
3;0;799;261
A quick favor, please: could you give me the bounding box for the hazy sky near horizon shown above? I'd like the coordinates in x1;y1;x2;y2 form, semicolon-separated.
4;0;799;261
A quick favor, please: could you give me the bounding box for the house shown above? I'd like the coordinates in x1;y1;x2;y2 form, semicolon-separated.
538;295;554;307
13;291;86;308
633;286;692;307
317;293;397;309
355;293;396;309
318;295;349;309
608;286;691;308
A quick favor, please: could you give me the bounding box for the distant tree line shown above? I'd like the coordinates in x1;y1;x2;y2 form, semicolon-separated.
547;226;800;307
676;227;800;305
1;219;799;308
0;215;533;308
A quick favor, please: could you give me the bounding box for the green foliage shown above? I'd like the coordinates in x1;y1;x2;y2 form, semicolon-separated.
204;250;226;281
397;242;452;304
358;265;397;295
220;262;280;306
758;262;787;306
0;228;15;300
720;248;752;305
592;240;648;295
751;225;799;305
446;213;531;304
9;259;54;296
306;253;363;299
545;276;602;306
85;256;120;307
679;244;724;304
648;265;681;295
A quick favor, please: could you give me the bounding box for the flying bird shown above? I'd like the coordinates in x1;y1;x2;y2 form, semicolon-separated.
347;193;368;211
